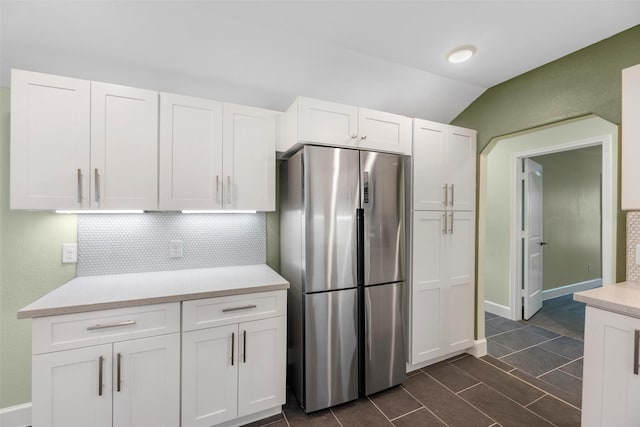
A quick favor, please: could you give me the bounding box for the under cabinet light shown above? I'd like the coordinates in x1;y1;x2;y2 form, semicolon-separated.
181;210;257;214
55;210;144;214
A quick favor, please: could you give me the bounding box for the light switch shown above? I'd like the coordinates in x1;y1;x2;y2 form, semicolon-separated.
169;240;183;258
62;243;77;263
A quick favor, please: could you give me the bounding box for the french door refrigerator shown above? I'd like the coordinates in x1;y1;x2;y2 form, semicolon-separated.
280;145;406;413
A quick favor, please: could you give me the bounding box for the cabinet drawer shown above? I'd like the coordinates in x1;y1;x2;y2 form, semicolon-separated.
183;290;286;332
32;303;180;355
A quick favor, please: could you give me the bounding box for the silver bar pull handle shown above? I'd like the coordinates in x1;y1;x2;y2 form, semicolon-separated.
77;168;83;204
222;304;257;313
94;168;100;203
449;212;454;234
450;184;454;207
87;320;136;331
634;330;640;375
443;184;448;206
243;330;247;363
227;176;232;204
98;355;104;397
216;175;220;205
116;353;122;392
442;212;447;235
231;332;235;366
363;171;370;205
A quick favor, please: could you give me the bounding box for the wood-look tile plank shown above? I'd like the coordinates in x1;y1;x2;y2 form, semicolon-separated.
369;386;422;420
283;396;341;427
510;368;581;408
480;355;515;372
539;369;582;404
332;397;392;426
539;336;584;360
485;317;526;333
392;408;446;426
452;356;544;406
243;412;284;427
527;395;581;427
501;346;571;377
490;328;549;351
559;358;584;379
522;325;560;339
402;373;494;427
459;383;553;427
487;338;515;358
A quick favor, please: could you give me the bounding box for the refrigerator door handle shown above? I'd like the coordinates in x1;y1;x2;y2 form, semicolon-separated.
363;171;370;205
357;208;365;286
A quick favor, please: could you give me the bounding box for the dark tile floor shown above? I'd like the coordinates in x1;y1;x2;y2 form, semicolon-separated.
525;294;586;340
246;298;584;427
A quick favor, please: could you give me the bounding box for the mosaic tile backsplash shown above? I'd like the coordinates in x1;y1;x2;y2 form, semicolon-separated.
628;211;640;282
77;212;266;276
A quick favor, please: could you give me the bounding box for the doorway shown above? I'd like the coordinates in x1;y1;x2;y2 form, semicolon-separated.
518;146;603;323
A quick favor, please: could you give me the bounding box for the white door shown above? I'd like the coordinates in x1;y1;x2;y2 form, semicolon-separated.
412;119;447;211
32;344;112;427
10;69;90;209
443;211;475;352
410;211;444;364
523;158;544;320
297;97;359;148
222;103;276;211
446;127;476;211
90;82;158;210
582;307;640;426
159;93;223;210
112;334;180;427
182;325;238;427
357;108;411;155
237;316;286;418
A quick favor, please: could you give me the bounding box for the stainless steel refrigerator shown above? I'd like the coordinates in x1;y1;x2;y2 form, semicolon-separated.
280;145;406;413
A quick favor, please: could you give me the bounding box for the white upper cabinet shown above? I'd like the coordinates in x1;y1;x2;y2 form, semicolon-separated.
281;97;411;155
622;63;640;210
159;96;277;212
10;70;158;210
10;70;91;209
159;93;224;210
413;119;476;211
91;82;158;210
223;103;277;211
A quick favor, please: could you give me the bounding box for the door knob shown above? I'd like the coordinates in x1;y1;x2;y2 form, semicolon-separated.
540;242;549;246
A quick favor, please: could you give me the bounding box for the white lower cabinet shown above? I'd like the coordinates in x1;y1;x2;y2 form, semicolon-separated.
409;210;475;365
182;290;287;427
32;334;180;427
582;306;640;426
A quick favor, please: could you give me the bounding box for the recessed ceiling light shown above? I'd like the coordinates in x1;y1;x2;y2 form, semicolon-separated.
448;45;476;64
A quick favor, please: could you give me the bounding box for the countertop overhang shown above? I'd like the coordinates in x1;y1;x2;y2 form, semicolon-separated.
18;264;289;319
574;281;640;318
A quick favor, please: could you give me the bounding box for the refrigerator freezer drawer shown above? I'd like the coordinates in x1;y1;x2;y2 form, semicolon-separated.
304;289;358;412
363;282;406;395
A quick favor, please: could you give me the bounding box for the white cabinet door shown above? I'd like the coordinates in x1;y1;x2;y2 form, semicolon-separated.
443;211;475;352
582;306;640;427
297;97;358;148
622;64;640;210
237;316;286;417
223;103;277;211
10;69;90;209
182;325;238;427
413;120;447;211
410;211;445;363
90;82;158;210
32;344;112;427
357;108;411;155
412;119;476;211
446;127;476;211
159;93;223;210
112;334;180;427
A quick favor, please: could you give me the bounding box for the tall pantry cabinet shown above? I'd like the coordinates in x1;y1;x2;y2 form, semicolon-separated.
408;119;476;366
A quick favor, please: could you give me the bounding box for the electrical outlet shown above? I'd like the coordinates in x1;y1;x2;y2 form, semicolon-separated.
62;243;77;263
169;240;183;259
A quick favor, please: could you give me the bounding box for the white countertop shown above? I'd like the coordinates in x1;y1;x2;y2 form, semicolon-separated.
18;264;289;319
574;281;640;318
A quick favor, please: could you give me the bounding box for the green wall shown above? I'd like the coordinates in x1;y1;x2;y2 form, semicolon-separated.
531;146;602;290
453;25;640;153
0;88;78;408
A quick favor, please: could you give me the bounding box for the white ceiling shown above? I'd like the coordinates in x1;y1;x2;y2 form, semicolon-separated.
1;1;639;123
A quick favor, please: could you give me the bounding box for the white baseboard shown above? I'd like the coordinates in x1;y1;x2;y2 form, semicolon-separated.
406;349;468;373
542;278;602;301
0;403;31;427
484;300;511;318
467;339;488;358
